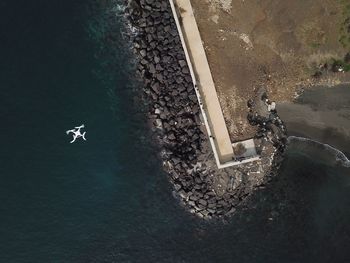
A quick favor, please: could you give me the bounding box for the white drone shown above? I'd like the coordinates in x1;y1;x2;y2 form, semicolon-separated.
66;124;87;143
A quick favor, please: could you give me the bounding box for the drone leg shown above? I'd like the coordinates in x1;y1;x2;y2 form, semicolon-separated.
82;132;87;141
70;136;77;143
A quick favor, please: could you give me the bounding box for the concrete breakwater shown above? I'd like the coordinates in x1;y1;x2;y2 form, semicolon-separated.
123;0;287;219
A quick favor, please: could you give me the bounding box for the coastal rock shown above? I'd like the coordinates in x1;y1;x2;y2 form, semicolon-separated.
151;82;160;94
198;199;207;207
168;132;176;140
178;60;187;67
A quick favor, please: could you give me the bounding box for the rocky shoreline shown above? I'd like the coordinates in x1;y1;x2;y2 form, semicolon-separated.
123;0;287;219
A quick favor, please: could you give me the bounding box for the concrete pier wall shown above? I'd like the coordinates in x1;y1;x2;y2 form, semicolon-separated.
169;0;259;168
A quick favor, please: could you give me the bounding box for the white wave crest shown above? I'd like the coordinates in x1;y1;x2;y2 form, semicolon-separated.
110;2;126;17
288;136;350;168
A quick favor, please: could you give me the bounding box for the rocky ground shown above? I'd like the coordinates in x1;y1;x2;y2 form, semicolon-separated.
123;0;287;219
191;0;350;141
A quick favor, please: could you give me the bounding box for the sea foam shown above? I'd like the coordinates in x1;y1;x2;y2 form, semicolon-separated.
288;136;350;168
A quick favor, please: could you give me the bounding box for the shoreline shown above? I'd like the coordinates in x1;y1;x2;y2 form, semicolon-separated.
278;84;350;157
123;0;287;219
285;121;350;158
287;136;350;168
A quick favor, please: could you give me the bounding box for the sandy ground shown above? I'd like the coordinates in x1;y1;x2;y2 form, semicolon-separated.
190;0;350;141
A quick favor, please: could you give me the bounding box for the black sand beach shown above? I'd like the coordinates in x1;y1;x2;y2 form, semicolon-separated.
278;84;350;157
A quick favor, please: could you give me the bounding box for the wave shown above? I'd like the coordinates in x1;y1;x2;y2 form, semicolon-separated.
288;136;350;168
110;2;125;15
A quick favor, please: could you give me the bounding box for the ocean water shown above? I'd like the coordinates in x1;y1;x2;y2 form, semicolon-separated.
0;0;350;262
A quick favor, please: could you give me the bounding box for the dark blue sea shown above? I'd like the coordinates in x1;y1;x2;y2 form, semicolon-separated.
1;0;350;262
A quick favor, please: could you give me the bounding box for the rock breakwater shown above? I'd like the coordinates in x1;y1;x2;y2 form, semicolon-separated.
123;0;287;219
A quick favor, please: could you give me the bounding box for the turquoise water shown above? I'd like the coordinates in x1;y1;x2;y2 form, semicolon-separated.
0;0;350;262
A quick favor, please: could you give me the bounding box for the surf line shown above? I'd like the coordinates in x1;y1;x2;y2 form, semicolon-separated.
288;136;350;168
